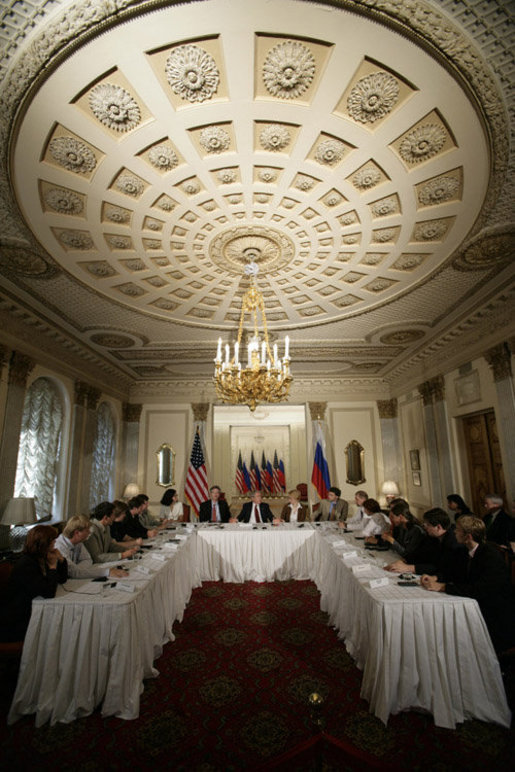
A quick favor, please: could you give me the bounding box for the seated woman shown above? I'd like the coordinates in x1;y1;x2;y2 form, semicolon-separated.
446;493;473;519
361;498;390;539
160;488;184;522
0;525;68;642
279;489;309;523
380;501;425;556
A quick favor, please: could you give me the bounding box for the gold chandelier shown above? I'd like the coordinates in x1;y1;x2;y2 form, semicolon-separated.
214;263;292;411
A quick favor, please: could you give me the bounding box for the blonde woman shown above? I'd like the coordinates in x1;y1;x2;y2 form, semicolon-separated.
280;489;309;523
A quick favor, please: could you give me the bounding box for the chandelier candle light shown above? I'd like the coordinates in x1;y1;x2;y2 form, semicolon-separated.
214;262;292;411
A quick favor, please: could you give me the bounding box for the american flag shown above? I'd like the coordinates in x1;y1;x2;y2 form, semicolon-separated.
184;428;209;517
272;450;281;494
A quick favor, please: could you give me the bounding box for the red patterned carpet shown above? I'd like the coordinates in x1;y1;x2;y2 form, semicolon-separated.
1;579;514;770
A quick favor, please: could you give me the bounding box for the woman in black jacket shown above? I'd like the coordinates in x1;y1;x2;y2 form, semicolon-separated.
0;524;67;641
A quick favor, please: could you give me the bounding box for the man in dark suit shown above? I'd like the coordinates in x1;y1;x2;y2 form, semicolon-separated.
421;516;515;652
482;494;515;548
237;491;274;523
198;485;232;523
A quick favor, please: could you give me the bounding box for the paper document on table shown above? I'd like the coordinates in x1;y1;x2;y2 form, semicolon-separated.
341;550;358;560
369;577;389;588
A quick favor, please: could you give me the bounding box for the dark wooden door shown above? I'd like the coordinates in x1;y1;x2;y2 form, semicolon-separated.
462;410;505;516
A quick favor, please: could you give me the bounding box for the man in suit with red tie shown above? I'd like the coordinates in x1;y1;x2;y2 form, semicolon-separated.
236;490;274;523
199;485;232;523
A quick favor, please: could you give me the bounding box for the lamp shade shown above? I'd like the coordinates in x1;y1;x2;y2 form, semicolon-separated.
122;483;140;499
381;480;400;496
1;497;38;526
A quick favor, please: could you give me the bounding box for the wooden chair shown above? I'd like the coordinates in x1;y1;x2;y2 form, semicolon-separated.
181;504;191;522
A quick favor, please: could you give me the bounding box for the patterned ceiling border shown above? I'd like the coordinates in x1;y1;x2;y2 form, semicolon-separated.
0;0;510;245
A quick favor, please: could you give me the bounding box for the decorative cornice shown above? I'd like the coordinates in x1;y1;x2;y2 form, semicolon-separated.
377;398;398;419
191;403;210;422
8;350;35;387
484;342;512;382
418;380;433;407
122;402;142;422
308;402;327;421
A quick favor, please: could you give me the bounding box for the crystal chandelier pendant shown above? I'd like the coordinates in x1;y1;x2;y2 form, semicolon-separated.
213;262;292;411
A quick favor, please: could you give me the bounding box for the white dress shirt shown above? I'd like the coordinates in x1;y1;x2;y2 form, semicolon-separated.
346;506;370;531
55;534;109;578
361;512;390;537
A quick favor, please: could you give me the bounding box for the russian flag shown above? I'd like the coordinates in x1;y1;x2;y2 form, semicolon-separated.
311;423;331;499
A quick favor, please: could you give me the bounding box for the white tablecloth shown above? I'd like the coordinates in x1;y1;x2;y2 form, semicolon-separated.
8;533;199;727
196;524;316;582
311;530;512;729
8;524;512;730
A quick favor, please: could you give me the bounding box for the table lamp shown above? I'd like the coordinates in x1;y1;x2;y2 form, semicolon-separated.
1;497;38;551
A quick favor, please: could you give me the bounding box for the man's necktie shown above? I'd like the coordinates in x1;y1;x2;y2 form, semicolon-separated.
329;501;335;520
211;504;217;522
254;505;261;523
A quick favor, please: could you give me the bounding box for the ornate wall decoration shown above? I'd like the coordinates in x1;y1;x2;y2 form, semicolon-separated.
377;398;398;419
314;138;345;165
392;253;425;270
399;124;447;163
325;193;342;206
347;72;399;123
365;278;395;292
352;167;381;189
90;333;134;348
339;212;358;226
262;40;315;99
104;205;130;223
0;246;52;276
115;283;145;297
48;137;96;173
148;145;178;170
361;253;384;266
145;219;161;231
199;126;230;153
217;169;237;183
123;402;143;422
123;259;146;271
182;180;200;194
58;230;93;249
157;198;175;211
413;220;448;241
143;240;161;250
192;402;210;422
380;330;425;345
115;174;144;197
295;175;315;191
484;342;512;382
372;228;395;243
258;168;277;182
209;225;294;274
44;187;83;215
418;176;459;206
165;44;220;103
453;229;514;271
107;235;132;250
88;83;141;132
371;196;397;217
259;124;291;151
84;261;116;278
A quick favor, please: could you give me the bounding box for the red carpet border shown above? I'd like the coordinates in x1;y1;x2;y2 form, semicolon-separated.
0;579;514;771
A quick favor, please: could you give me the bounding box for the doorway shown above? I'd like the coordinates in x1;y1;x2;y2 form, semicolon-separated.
461;409;506;516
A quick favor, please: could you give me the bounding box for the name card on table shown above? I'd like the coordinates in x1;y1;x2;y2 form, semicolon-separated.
116;581;136;593
341;551;358;560
152;553;168;562
351;564;371;575
369;577;389;589
135;565;152;575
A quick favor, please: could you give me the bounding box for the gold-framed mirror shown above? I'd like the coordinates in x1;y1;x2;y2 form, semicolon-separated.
156;443;176;487
345;440;365;485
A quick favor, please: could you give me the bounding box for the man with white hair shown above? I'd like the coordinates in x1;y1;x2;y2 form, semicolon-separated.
56;515;129;579
482;494;515;549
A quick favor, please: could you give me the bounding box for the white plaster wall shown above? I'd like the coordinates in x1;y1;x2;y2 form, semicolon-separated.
326;404;383;509
139;405;191;508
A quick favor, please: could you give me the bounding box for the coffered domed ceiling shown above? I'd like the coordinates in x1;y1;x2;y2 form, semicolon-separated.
1;0;513;396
